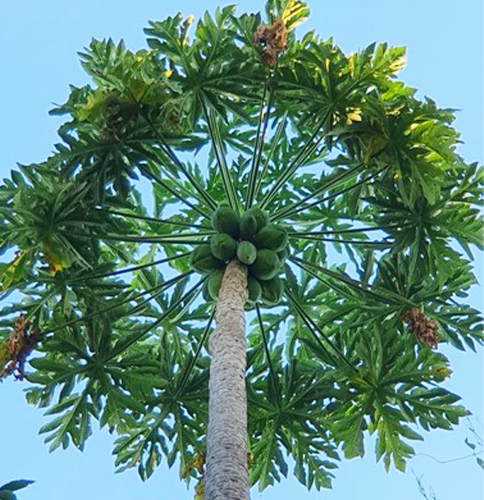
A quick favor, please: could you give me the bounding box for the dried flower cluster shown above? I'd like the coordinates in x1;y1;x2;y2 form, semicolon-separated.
1;315;40;380
181;451;253;500
254;18;287;66
402;308;439;349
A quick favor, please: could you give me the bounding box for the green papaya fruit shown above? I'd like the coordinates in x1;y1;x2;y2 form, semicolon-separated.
244;299;256;311
202;281;213;302
261;277;284;305
247;276;262;302
210;234;238;261
237;241;257;265
244;206;269;232
249;249;281;281
211;206;240;238
190;244;223;274
277;247;290;265
239;213;258;240
208;269;225;300
253;224;288;252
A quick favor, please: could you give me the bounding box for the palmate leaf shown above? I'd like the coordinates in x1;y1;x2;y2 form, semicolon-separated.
372;252;483;350
113;328;209;480
434;304;483;351
328;322;470;471
250;425;288;490
247;345;340;491
113;410;170;478
26;282;209;464
329;394;369;460
372;402;421;472
371;381;470;473
394;386;469;431
38;390;92;452
433;203;484;255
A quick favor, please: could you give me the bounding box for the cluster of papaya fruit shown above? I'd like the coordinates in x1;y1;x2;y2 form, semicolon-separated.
189;204;289;306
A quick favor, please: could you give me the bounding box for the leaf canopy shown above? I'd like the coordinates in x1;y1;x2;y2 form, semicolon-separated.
0;0;482;493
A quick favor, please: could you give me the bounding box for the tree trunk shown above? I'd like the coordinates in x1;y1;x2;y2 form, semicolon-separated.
205;260;249;500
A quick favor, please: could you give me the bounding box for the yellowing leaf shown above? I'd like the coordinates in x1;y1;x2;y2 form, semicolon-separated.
389;56;406;74
182;15;195;46
129;79;151;101
285;15;308;31
8;251;25;272
182;452;205;479
282;0;306;21
194;478;204;500
435;366;452;378
76;108;91;122
135;51;148;63
42;244;72;276
281;0;310;32
77;88;106;121
1;251;28;291
346;108;362;124
347;52;356;76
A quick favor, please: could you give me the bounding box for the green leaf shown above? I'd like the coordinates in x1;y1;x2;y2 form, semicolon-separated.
0;492;17;500
0;481;34;493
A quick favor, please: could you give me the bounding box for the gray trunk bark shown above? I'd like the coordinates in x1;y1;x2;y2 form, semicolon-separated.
205;260;249;500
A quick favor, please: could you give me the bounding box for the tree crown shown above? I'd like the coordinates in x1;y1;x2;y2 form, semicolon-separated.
0;0;482;492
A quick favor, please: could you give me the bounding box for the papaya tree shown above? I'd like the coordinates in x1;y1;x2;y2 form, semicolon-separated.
0;1;482;499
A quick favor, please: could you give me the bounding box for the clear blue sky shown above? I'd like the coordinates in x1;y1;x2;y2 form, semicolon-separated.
0;1;482;499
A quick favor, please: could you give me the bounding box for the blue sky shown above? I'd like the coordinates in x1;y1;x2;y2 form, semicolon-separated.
0;1;482;499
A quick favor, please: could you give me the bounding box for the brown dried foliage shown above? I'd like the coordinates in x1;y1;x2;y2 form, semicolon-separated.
1;315;40;380
182;452;206;479
254;18;287;66
402;307;439;349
